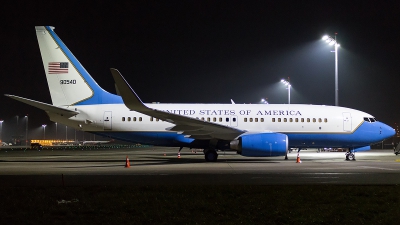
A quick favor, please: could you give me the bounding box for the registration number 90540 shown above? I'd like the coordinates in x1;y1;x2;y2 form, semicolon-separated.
60;80;76;84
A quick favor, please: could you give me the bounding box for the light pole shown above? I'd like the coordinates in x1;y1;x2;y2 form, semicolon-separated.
25;115;28;146
55;122;58;140
66;125;68;141
0;120;3;142
280;78;291;104
42;124;47;139
322;34;340;106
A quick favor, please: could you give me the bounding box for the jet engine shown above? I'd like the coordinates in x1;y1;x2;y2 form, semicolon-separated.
230;133;288;157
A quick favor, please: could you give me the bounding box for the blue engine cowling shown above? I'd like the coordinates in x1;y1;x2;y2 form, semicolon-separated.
230;133;288;157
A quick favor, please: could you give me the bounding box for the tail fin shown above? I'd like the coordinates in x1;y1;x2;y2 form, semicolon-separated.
35;26;121;106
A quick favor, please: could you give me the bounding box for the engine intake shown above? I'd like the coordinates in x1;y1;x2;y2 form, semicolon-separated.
230;133;288;157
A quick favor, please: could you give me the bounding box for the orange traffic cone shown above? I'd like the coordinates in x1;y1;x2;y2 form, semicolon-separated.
178;152;181;158
296;153;302;163
125;156;131;168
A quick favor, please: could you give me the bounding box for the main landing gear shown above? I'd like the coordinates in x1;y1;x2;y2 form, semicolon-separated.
204;148;218;162
345;149;356;161
177;146;218;162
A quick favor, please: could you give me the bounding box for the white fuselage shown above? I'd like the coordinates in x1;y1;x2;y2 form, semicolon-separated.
56;103;367;134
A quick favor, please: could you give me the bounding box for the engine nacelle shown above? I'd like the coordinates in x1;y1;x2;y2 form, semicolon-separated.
230;133;288;157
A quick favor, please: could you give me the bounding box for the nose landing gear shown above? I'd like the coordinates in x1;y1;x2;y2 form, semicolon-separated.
345;149;356;161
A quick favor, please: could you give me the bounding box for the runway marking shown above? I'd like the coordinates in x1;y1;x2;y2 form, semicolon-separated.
358;166;397;171
396;159;400;162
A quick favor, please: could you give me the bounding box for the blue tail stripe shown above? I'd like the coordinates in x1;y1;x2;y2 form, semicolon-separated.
45;26;123;105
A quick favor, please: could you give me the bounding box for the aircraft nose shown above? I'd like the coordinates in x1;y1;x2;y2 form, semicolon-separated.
380;122;395;139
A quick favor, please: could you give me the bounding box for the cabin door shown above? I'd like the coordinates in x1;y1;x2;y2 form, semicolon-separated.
342;112;352;131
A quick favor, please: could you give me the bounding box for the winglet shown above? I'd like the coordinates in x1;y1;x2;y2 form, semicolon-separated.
110;68;149;112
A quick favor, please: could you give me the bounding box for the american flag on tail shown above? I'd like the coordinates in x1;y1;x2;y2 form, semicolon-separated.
48;62;68;74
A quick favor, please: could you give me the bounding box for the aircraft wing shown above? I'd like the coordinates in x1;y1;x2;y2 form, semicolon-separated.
110;68;246;140
5;94;79;118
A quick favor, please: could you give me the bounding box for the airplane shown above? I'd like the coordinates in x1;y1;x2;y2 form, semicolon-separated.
5;26;395;162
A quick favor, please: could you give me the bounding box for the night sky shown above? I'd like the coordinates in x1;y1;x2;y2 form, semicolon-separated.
1;1;399;141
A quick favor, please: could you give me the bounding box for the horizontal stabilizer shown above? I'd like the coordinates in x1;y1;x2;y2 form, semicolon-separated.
5;94;79;117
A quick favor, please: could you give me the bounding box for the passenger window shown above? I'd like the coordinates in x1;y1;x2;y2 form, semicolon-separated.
133;117;136;122
295;118;298;122
226;118;229;122
318;118;322;123
233;118;236;122
244;118;248;122
272;118;275;122
122;117;125;122
139;117;142;122
284;118;287;122
250;118;253;122
207;117;210;122
307;118;310;123
156;118;159;122
313;118;316;123
150;117;153;122
255;118;258;122
128;117;131;122
219;118;222;122
278;118;281;122
301;118;304;123
213;117;216;122
324;118;328;123
289;118;293;122
261;118;264;122
201;117;205;121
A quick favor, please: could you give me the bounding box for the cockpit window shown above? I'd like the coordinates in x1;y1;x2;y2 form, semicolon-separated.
364;117;376;123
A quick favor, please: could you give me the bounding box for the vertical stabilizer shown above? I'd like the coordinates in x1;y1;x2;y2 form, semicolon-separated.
35;26;121;106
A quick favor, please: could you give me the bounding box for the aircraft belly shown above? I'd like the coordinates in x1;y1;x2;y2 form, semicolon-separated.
96;131;195;147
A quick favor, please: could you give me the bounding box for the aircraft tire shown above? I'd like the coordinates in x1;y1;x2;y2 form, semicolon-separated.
346;153;355;161
204;149;218;162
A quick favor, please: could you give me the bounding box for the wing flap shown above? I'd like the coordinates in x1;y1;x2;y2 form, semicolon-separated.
166;124;204;131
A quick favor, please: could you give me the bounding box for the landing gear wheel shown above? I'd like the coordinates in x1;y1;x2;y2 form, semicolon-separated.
204;149;218;162
346;152;356;161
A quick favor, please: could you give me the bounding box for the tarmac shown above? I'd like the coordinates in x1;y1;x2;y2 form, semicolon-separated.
0;147;399;186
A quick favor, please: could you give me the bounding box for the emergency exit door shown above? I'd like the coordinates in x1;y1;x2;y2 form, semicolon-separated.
103;111;112;130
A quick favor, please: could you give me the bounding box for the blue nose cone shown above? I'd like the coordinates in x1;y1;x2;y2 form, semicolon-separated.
379;122;395;139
